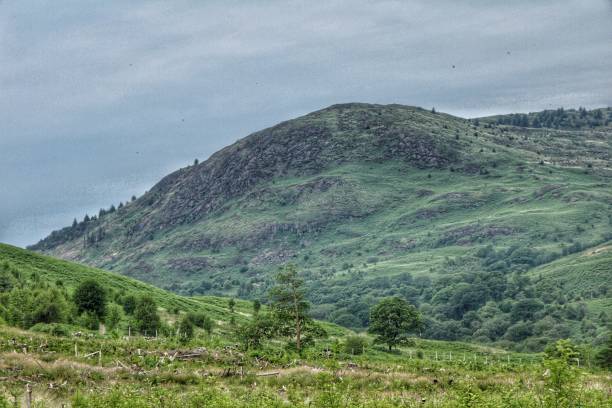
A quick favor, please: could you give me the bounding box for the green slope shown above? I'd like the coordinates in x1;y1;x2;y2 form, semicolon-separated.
0;243;252;324
527;244;612;313
527;244;611;294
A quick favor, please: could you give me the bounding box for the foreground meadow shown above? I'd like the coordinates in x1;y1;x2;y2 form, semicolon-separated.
0;326;609;408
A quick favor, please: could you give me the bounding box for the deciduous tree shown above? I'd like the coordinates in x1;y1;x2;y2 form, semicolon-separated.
369;297;421;351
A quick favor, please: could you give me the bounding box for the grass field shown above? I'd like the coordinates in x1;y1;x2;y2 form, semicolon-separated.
0;324;609;407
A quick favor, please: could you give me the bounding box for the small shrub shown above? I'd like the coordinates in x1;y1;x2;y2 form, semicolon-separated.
344;335;368;355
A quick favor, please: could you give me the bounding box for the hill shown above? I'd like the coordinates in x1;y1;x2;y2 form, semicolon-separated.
30;103;612;350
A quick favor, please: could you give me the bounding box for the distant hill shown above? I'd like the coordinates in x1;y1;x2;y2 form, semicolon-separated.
30;103;612;350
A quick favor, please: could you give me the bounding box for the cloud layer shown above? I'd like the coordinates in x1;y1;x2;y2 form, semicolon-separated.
1;0;611;246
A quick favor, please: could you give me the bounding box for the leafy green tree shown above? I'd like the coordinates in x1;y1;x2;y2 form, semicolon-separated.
184;312;214;335
333;313;362;329
269;263;312;352
73;280;106;319
475;316;510;340
133;295;160;335
228;298;236;313
504;321;533;341
368;297;421;351
31;290;67;325
511;298;544;322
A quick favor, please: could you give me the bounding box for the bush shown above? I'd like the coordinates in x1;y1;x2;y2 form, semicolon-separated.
30;322;72;337
121;295;137;315
186;312;213;333
237;315;277;350
333;313;362;329
177;316;195;343
133;296;160;335
79;312;100;330
31;290;68;325
105;303;123;331
73;280;106;319
343;335;368;355
541;340;582;407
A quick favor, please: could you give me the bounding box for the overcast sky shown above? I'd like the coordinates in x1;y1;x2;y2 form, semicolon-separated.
1;0;611;248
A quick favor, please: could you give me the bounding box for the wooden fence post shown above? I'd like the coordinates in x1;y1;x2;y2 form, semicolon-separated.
25;383;32;408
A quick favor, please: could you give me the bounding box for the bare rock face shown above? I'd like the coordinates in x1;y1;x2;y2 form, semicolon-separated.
438;224;515;246
166;257;213;273
135;105;462;232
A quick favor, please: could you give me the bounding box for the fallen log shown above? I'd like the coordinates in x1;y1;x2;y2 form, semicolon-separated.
176;353;204;360
256;371;280;377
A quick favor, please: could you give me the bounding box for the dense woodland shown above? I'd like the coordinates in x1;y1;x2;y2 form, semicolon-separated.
487;107;611;129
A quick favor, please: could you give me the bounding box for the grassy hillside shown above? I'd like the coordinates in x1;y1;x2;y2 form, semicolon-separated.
0;243;259;327
527;243;612;297
29;104;612;350
0;243;345;338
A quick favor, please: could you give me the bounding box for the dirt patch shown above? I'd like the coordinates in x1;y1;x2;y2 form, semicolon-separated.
585;245;611;256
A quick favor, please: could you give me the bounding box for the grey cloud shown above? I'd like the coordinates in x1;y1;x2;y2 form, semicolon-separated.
1;0;611;246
